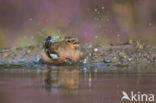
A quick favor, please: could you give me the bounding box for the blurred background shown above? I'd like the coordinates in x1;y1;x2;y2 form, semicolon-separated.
0;0;156;48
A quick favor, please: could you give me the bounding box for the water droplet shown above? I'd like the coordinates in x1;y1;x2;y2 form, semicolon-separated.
28;18;33;21
83;67;87;71
83;59;87;64
117;34;120;37
97;11;100;15
95;35;98;39
88;44;92;48
31;36;34;40
101;6;105;10
88;53;92;56
94;9;98;12
148;22;152;26
94;17;100;21
94;48;98;52
27;50;31;54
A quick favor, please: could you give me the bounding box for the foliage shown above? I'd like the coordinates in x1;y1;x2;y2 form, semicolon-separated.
16;36;33;47
36;27;64;44
136;40;144;51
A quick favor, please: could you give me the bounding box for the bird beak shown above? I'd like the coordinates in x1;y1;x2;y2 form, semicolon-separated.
73;40;79;47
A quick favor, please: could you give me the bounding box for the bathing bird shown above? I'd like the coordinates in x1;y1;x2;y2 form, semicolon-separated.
41;36;83;65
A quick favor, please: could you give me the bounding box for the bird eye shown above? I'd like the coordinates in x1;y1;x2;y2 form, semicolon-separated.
67;40;71;43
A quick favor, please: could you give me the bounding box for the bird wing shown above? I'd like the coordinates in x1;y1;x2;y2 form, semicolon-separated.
48;42;60;59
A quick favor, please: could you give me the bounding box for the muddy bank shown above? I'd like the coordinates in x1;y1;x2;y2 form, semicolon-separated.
0;43;156;68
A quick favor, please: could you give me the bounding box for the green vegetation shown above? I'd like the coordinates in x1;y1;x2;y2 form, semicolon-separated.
136;40;144;51
36;27;64;44
16;36;33;47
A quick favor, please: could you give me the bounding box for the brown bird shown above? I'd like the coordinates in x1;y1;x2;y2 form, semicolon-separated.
41;36;83;65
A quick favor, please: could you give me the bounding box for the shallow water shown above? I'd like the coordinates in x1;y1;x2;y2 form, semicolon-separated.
0;65;156;103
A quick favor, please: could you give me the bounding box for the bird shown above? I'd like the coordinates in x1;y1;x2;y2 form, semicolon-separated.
41;36;83;65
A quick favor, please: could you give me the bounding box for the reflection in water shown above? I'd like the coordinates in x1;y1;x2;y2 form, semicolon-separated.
42;68;80;93
42;68;52;91
0;65;156;103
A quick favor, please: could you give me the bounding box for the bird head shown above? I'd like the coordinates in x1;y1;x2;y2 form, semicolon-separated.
64;36;80;49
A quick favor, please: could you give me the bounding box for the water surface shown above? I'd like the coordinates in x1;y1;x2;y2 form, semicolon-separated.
0;65;156;103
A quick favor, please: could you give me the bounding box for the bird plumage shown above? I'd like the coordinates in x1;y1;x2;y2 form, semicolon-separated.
41;36;83;65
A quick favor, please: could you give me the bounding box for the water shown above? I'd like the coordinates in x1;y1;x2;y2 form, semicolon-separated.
0;65;156;103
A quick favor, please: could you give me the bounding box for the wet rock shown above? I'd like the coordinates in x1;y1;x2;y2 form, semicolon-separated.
0;43;156;67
